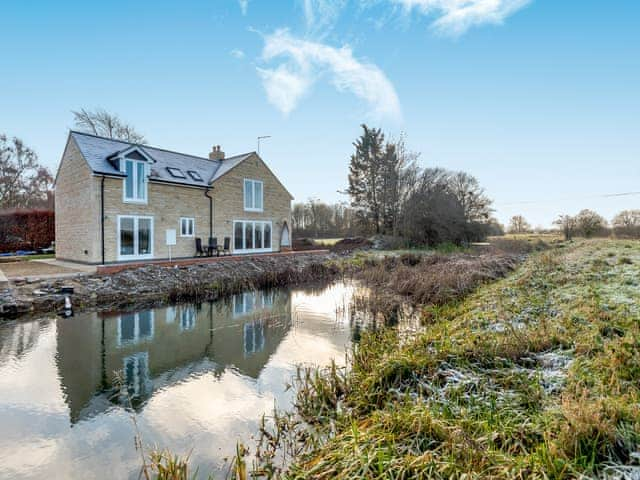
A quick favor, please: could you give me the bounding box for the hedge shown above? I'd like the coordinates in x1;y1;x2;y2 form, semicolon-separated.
0;209;55;253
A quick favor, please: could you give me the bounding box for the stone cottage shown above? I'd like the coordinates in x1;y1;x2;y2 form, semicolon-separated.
54;131;293;264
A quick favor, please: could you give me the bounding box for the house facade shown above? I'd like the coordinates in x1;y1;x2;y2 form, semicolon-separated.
55;131;293;264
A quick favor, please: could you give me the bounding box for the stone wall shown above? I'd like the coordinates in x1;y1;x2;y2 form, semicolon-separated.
55;137;101;263
102;178;210;262
211;153;293;252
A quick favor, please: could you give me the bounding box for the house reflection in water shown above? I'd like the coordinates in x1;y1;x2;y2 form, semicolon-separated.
56;290;292;423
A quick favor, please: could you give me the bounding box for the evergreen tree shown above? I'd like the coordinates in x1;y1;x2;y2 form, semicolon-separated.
347;125;386;234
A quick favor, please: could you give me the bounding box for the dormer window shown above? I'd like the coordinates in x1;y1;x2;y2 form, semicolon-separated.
124;158;148;203
110;146;153;204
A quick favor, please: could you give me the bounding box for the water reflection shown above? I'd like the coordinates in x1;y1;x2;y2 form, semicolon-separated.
57;290;293;422
0;282;369;479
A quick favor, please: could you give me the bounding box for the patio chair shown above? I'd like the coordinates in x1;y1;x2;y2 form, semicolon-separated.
195;238;206;257
220;237;231;256
208;237;219;257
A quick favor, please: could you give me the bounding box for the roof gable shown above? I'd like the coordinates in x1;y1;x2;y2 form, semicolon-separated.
108;145;155;163
209;152;294;200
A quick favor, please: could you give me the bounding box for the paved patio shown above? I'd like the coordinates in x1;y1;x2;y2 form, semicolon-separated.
0;258;96;282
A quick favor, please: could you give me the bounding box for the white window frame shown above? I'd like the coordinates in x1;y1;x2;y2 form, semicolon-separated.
180;217;195;237
117;215;154;261
243;179;264;212
117;311;155;346
232;220;273;254
122;158;148;204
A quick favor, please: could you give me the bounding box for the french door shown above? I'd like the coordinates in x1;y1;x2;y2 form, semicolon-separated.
233;220;272;253
118;215;154;260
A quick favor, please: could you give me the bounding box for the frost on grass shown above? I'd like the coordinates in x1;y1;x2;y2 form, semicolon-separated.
598;461;640;480
238;240;640;479
533;350;573;394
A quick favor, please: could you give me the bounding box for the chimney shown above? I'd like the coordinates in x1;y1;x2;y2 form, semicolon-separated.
208;145;225;161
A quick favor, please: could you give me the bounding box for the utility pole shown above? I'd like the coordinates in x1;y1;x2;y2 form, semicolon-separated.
257;135;271;155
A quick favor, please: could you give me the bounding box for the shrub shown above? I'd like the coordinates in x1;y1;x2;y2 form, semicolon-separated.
0;209;54;253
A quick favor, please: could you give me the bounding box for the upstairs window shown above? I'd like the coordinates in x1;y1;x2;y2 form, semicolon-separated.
124;159;147;203
244;179;263;211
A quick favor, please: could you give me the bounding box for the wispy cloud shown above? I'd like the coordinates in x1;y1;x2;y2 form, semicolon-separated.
257;29;401;120
238;0;248;15
392;0;531;36
301;0;347;36
230;48;246;59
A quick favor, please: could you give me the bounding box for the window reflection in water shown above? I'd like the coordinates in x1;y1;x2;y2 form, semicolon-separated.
179;306;196;331
121;352;152;401
233;291;274;317
165;306;176;323
243;320;265;357
117;311;154;346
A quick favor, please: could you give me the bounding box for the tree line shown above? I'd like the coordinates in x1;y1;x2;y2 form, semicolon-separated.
506;209;640;240
294;125;502;245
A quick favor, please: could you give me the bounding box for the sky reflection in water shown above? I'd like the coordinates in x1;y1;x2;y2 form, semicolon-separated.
0;282;366;479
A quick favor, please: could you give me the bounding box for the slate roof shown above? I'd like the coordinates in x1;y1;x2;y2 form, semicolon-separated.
69;130;253;188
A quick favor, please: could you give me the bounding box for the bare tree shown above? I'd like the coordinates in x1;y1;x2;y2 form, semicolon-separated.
508;215;531;234
291;200;358;238
0;135;53;209
611;210;640;238
554;214;576;241
449;171;493;222
72;108;146;143
575;209;607;238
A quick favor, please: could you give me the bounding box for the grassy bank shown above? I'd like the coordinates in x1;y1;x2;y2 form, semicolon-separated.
236;239;640;479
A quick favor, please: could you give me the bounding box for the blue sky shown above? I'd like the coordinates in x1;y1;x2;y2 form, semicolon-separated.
1;0;639;227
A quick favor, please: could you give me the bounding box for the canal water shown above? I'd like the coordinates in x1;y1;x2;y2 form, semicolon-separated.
0;282;371;479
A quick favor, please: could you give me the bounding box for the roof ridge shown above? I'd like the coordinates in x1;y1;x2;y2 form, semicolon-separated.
70;130;253;164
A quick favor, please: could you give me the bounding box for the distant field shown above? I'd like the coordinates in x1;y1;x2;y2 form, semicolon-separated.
492;232;564;243
312;238;343;246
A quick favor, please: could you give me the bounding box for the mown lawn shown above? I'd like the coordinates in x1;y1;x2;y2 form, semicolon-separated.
252;239;640;479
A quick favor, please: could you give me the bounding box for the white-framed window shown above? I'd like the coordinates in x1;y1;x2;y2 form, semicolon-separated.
180;217;195;237
117;310;155;346
233;220;272;253
118;215;154;260
244;179;263;211
123;159;148;203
